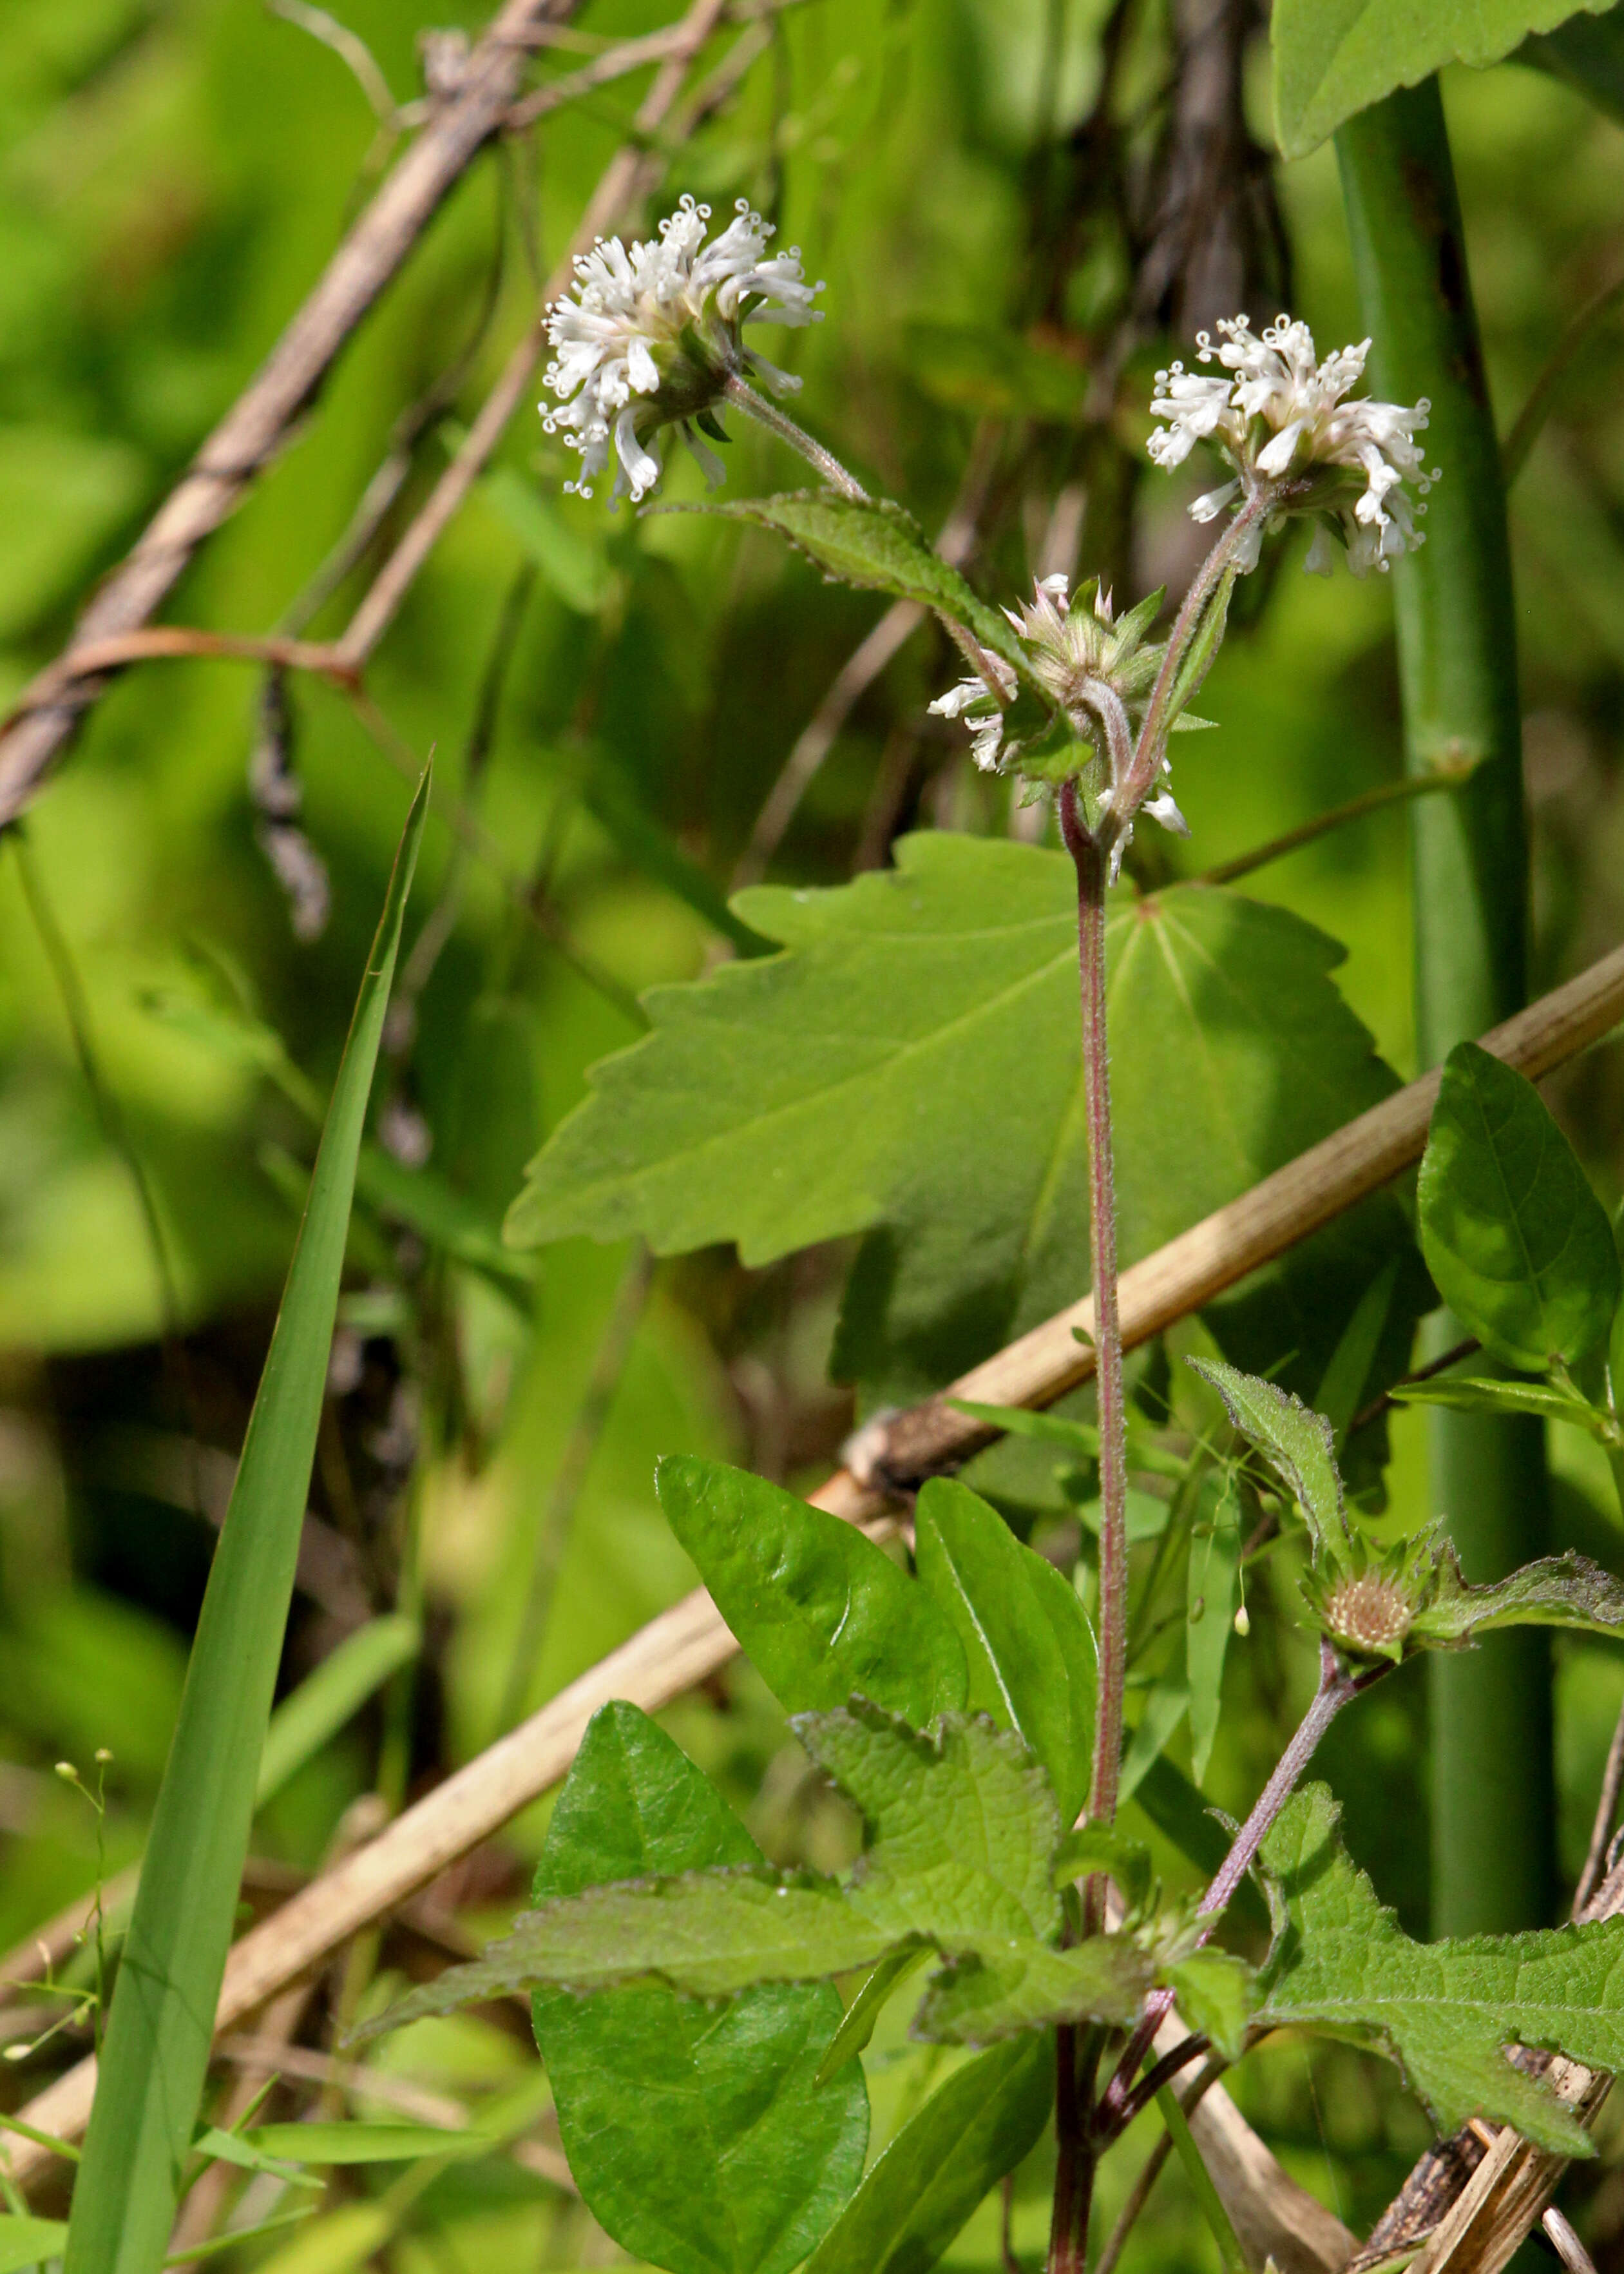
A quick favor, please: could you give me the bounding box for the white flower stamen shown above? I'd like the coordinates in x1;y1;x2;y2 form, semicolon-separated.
1148;313;1435;577
542;195;824;504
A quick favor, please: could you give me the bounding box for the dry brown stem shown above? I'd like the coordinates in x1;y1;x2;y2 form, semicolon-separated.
6;934;1623;2188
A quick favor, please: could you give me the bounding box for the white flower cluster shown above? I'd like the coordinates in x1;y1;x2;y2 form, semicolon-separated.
1148;314;1438;575
930;575;1188;853
542;195;823;504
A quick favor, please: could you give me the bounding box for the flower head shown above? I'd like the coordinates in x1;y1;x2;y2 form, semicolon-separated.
929;575;1193;865
542;196;823;505
1149;314;1438;577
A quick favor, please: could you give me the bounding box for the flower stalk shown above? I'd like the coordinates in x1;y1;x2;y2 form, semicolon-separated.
720;373;869;501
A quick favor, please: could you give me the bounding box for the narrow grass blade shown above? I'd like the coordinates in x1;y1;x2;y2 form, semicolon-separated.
62;769;430;2274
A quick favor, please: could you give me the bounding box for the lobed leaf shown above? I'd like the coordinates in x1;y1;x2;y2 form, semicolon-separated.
531;1704;867;2274
656;1456;967;1727
1419;1041;1621;1371
508;838;1418;1409
914;1477;1094;1821
799;2038;1053;2274
1262;1784;1624;2152
1411;1549;1624;1646
1187;1357;1345;1561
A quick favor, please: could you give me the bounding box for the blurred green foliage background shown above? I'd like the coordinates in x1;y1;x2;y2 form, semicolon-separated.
1;0;1623;2262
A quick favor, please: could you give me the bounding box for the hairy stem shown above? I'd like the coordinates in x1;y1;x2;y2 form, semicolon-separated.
1098;1641;1372;2139
1048;2025;1100;2274
1059;782;1127;1829
721;372;869;500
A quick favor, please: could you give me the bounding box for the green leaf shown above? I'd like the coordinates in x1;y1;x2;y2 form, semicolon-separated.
1156;2083;1247;2274
1160;1951;1256;2063
212;2123;482;2168
0;2219;70;2271
655;494;1030;685
915;1936;1150;2044
1186;1470;1242;1785
1052;1826;1152;1909
1187;1357;1346;1563
1411;1548;1624;1645
1271;0;1616;157
1419;1041;1621;1371
813;1947;931;2085
359;1712;1140;2052
509;840;1415;1406
62;768;431;2274
1118;1676;1189;1806
1261;1784;1624;2152
914;1478;1094;1821
254;1614;419;1811
799;2037;1053;2274
359;1873;897;2034
796;1705;1062;1943
655;1456;967;1726
948;1401;1099;1458
529;1703;868;2274
1391;1375;1616;1438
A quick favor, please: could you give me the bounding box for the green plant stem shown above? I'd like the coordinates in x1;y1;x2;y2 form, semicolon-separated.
1058;782;1127;1831
1502;267;1624;487
1194;759;1478;887
1337;80;1554;1940
720;372;869;501
1122;490;1270;818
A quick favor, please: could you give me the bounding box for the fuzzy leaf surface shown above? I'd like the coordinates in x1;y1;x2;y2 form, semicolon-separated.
914;1478;1094;1821
529;1704;867;2274
800;2038;1053;2274
1187;1357;1344;1557
662;494;1029;680
1411;1550;1624;1645
1261;1784;1624;2152
914;1937;1152;2043
509;838;1415;1406
1419;1041;1621;1371
1160;1951;1257;2063
797;1704;1062;1943
1272;0;1615;157
656;1456;967;1726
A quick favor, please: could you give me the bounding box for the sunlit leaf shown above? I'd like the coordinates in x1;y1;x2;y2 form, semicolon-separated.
656;1456;967;1726
799;2038;1053;2274
1262;1784;1624;2151
1187;1357;1345;1561
530;1704;867;2274
510;840;1416;1407
914;1477;1094;1821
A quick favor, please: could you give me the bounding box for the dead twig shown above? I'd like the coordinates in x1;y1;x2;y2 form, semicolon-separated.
6;936;1623;2188
334;0;736;673
0;0;600;827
